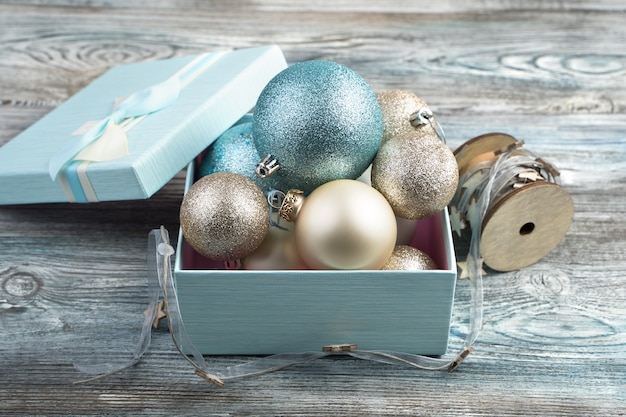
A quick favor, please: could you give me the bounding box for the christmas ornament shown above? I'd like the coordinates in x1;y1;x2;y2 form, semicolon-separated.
180;172;269;261
242;214;309;270
253;60;383;193
377;90;431;143
198;122;286;193
381;245;437;271
279;179;397;270
371;130;459;220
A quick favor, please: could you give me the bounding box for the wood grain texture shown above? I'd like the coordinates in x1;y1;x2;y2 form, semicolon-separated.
1;1;625;415
480;182;575;271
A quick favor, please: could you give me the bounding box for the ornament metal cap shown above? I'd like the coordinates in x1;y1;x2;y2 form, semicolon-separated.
279;189;305;222
256;154;280;178
409;107;434;127
409;107;446;143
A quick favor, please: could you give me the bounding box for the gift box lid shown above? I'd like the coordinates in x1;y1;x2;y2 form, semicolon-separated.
0;45;287;205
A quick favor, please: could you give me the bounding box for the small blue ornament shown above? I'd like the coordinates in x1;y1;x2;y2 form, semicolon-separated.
199;122;284;193
253;60;383;193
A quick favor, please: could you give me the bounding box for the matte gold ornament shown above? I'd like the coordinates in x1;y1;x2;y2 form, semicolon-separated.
242;214;309;270
180;172;269;261
377;90;430;143
287;179;397;270
371;131;459;220
381;245;437;270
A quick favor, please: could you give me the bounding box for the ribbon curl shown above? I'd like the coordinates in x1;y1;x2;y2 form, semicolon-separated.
74;225;474;386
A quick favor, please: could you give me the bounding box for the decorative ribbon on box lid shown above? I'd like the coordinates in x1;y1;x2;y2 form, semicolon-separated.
49;51;229;203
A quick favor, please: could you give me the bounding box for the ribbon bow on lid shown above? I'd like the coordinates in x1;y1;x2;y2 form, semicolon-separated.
48;75;180;181
48;51;229;181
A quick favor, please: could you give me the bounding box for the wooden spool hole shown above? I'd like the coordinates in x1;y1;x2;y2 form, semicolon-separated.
480;181;574;272
519;222;535;235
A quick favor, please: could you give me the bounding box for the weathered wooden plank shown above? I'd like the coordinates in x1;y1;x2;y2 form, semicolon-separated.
1;5;624;125
1;357;625;416
2;0;626;12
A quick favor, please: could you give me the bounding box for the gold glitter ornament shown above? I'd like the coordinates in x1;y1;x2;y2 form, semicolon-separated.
371;130;459;220
286;179;397;270
377;90;429;143
381;245;437;270
180;172;269;262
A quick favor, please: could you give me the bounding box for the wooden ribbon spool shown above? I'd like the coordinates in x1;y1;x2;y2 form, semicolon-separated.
453;133;574;272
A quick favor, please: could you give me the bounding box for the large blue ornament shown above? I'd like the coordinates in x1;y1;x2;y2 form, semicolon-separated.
199;122;284;193
253;60;383;193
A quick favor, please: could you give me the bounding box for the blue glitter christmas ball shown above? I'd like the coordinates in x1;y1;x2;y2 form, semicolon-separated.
253;60;383;193
199;122;284;193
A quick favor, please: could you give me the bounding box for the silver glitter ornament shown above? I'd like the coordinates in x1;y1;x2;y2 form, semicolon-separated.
198;122;285;193
381;245;437;270
180;172;269;261
377;90;429;143
253;60;383;193
371;130;459;220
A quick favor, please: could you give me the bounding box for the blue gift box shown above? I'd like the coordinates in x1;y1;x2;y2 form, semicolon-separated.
174;161;458;355
2;44;458;356
0;45;287;204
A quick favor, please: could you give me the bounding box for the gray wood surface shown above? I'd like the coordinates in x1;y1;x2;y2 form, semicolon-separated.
1;1;625;415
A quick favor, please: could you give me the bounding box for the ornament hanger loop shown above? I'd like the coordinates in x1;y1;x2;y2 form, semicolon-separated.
409;107;446;143
266;190;292;231
267;189;286;209
433;119;446;143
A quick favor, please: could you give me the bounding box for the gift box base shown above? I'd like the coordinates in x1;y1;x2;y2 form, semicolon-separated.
174;163;457;356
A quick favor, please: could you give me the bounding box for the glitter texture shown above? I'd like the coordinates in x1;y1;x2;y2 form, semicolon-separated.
377;90;429;143
180;172;269;261
371;130;459;220
198;122;285;193
381;245;437;270
253;60;383;193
